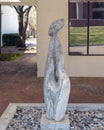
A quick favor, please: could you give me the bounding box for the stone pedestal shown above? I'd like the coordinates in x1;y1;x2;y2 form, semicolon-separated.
40;114;70;130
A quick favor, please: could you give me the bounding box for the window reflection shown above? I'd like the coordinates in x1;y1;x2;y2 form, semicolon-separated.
69;1;104;55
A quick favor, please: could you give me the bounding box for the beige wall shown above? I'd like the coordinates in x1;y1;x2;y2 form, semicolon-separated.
0;0;37;5
37;0;104;77
1;0;104;77
69;56;104;77
37;0;69;77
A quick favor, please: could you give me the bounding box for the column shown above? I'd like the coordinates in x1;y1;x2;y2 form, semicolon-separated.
76;2;83;19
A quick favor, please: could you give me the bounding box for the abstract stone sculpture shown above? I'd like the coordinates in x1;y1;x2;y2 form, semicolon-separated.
44;19;71;121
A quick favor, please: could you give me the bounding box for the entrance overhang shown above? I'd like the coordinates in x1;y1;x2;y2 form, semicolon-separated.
0;0;37;5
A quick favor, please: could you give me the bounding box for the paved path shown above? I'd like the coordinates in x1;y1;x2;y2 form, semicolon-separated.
0;54;104;116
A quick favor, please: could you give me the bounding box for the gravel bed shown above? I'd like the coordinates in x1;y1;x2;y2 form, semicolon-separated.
7;107;104;130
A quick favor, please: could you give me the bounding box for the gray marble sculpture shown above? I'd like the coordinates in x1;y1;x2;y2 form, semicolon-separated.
44;19;71;121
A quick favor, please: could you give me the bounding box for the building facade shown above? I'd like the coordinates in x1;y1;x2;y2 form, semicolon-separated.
69;2;104;27
1;6;18;46
1;0;104;77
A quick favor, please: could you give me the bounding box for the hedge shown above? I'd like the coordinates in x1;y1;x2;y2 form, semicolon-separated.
2;33;23;46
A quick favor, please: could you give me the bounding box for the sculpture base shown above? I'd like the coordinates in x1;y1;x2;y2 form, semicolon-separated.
40;114;70;130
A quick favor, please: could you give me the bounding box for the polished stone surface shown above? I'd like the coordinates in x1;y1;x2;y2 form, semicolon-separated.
41;114;70;130
44;19;70;121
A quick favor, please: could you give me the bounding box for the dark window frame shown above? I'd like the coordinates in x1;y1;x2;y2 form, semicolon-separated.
68;1;104;56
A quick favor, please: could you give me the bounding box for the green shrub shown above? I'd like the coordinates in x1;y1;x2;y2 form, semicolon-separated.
2;33;23;46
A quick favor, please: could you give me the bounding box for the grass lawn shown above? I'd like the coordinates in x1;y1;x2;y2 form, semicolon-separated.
70;26;104;46
0;53;24;61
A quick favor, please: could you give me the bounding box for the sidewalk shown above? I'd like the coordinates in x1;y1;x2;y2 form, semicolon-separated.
1;46;37;54
0;54;104;116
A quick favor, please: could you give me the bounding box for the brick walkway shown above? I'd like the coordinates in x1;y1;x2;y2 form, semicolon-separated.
0;54;104;116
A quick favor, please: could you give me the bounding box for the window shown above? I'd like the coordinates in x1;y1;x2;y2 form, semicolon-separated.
69;1;104;55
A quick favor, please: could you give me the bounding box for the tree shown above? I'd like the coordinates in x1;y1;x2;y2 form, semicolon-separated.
28;6;37;38
14;6;32;47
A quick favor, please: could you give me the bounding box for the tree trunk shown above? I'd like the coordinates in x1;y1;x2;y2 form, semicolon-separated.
14;6;32;47
18;13;25;47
